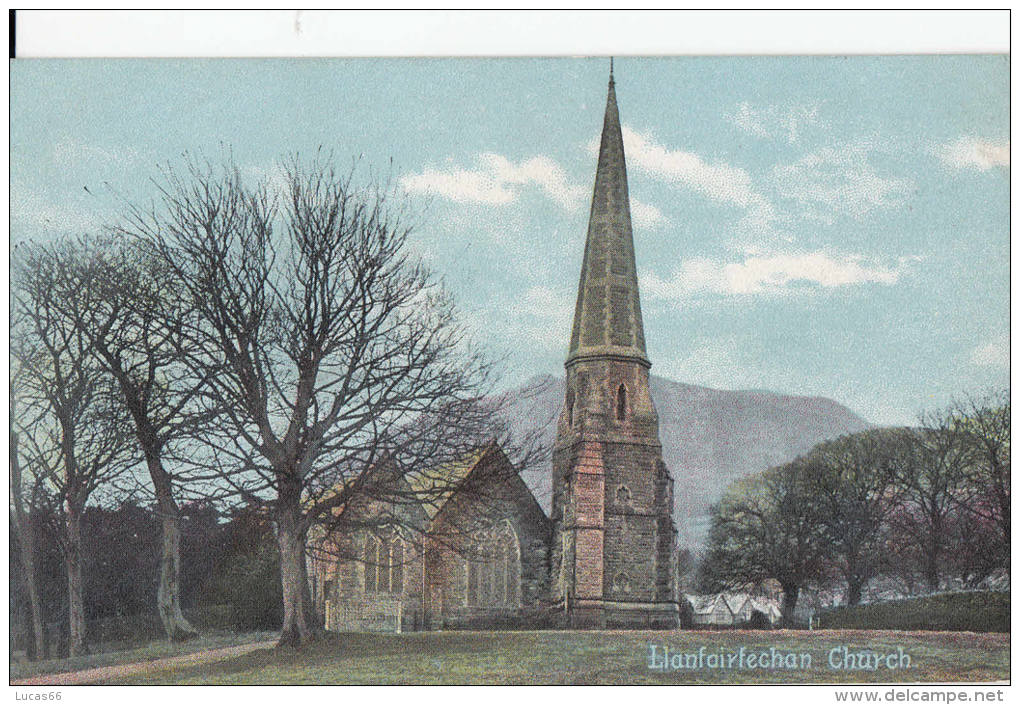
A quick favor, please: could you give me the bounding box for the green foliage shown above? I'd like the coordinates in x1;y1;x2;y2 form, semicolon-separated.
701;389;1011;606
698;458;829;614
86;605;240;647
815;591;1009;633
206;542;283;631
198;508;283;631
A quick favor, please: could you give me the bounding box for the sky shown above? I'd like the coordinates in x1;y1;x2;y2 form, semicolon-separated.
10;56;1009;425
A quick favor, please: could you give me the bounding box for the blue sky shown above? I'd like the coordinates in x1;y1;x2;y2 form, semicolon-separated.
10;56;1009;425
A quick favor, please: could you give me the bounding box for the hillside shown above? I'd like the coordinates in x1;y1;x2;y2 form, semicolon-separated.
507;374;870;549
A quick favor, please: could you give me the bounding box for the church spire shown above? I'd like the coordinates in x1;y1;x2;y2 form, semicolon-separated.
566;63;649;368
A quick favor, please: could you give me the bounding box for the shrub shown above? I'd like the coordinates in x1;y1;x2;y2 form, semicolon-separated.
815;591;1009;632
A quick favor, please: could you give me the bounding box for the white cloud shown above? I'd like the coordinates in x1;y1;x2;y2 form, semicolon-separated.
772;142;913;223
600;126;777;237
400;152;586;210
11;185;106;236
52;135;140;168
630;197;666;229
728;102;824;144
641;251;913;300
936;137;1010;171
243;163;292;205
970;337;1009;368
620;126;760;209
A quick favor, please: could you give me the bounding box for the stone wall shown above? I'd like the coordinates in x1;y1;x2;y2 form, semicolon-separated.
426;446;552;628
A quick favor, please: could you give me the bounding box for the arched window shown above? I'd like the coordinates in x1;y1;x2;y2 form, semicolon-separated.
501;533;517;606
390;537;404;594
364;535;378;592
479;555;491;603
377;536;390;593
616;384;627;420
498;522;522;608
566;389;575;428
616;484;631;504
614;572;631;595
493;541;506;606
467;561;479;606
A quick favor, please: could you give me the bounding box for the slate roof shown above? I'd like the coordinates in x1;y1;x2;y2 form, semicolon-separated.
407;445;491;520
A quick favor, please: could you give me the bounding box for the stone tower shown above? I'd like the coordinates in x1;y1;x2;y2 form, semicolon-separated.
550;66;679;628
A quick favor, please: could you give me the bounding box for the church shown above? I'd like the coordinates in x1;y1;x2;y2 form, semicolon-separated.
310;67;680;631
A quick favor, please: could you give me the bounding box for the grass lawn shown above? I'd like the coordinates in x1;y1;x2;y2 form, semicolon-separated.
9;630;277;681
108;629;1009;685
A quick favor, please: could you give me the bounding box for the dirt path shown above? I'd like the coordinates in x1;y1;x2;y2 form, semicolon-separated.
11;639;278;686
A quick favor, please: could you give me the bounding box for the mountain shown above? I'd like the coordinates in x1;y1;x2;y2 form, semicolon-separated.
506;374;871;550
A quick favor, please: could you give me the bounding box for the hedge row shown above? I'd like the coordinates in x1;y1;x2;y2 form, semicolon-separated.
815;591;1009;633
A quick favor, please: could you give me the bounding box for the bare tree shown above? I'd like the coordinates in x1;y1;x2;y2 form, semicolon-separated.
122;154;514;647
12;240;136;656
887;422;970;593
10;363;49;659
951;391;1010;567
52;235;227;641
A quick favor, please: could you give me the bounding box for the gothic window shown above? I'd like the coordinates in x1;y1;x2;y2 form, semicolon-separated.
614;572;631;595
466;524;523;608
378;536;390;593
467;561;479;607
480;558;492;606
503;531;521;607
616;384;627;421
391;537;404;594
493;541;506;606
616;484;631;504
566;389;575;428
499;523;522;608
364;535;378;592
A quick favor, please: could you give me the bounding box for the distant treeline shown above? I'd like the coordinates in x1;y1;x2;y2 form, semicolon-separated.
698;391;1009;620
9;502;282;659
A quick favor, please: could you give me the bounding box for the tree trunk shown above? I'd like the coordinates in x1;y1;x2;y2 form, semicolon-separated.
924;557;940;593
157;511;199;641
276;504;314;648
11;427;46;660
844;579;860;608
298;538;320;630
780;582;799;623
12;517;46;660
20;524;46;660
147;449;199;642
924;537;940;593
846;577;863;607
65;510;87;657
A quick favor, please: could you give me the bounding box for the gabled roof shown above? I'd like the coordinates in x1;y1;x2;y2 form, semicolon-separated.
407;444;492;520
749;597;783;617
723;592;751;614
317;441;550;536
684;593;734;616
